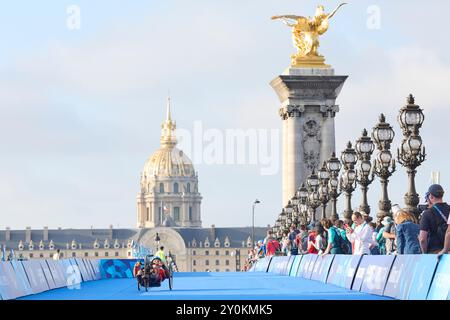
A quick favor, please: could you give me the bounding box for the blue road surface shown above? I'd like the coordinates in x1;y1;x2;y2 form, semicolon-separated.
20;272;390;300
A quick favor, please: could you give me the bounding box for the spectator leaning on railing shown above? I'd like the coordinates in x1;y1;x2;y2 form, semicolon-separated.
419;184;450;254
321;219;344;255
345;212;373;255
395;210;421;254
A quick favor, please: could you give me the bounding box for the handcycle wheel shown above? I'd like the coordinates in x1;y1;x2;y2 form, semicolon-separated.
168;263;174;291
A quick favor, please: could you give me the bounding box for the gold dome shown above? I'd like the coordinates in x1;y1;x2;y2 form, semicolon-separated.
142;97;195;178
143;147;194;177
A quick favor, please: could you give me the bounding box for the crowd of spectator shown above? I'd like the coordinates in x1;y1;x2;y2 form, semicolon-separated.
243;184;450;271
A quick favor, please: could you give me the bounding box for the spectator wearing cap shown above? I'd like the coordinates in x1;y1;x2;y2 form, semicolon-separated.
419;184;450;254
395;210;421;254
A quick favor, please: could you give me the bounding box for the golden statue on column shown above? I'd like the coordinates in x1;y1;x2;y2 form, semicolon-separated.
272;3;347;68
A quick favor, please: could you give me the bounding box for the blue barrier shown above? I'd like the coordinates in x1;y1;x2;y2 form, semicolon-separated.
311;255;335;283
10;260;34;297
305;255;319;279
297;254;314;277
21;260;50;294
254;257;272;272
289;255;303;277
99;259;140;279
407;255;439;300
427;255;450;300
0;262;26;300
46;259;67;288
268;256;291;275
326;255;362;289
73;258;92;282
359;255;396;296
283;256;295;276
39;260;56;290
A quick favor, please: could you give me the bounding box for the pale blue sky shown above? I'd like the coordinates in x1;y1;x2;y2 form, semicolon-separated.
0;1;449;229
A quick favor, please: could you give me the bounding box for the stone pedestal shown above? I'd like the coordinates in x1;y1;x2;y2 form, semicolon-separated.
271;67;347;207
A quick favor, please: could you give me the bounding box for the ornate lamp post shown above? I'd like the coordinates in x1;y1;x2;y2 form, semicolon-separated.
397;95;426;218
297;183;309;225
285;201;294;230
355;129;375;215
372;114;396;221
291;194;300;225
318;162;330;220
306;170;321;223
340;142;358;223
155;233;161;252
326;152;342;221
251;199;261;248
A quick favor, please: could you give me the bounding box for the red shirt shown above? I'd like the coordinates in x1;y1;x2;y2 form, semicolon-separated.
307;232;318;254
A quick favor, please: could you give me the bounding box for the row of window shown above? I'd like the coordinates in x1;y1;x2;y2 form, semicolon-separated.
24;252;122;259
192;260;230;266
159;182;191;194
192;250;230;256
146;206;193;222
193;269;231;272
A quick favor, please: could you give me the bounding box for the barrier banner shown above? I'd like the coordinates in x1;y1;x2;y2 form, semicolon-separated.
39;260;56;290
289;255;303;277
305;254;319;279
384;255;415;299
268;256;291;275
297;254;314;278
62;259;82;287
82;259;96;280
0;261;25;300
100;259;139;279
21;260;50;294
406;255;440;300
74;258;92;282
254;257;272;273
427;255;450;300
87;259;102;280
326;255;362;289
311;254;335;283
46;260;67;288
10;260;34;297
283;256;295;276
359;255;396;296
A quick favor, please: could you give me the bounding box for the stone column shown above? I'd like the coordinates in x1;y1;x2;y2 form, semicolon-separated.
271;68;347;206
281;113;289;206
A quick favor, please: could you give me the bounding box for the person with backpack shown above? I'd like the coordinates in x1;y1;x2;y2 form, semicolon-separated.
288;225;300;255
321;219;345;255
437;212;450;259
419;184;450;254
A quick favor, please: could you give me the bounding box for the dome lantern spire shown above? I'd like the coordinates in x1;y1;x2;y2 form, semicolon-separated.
160;95;177;148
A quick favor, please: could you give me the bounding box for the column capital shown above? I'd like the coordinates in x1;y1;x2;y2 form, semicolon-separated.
279;105;306;120
320;105;340;118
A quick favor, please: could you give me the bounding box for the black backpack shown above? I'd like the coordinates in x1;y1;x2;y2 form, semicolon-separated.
432;205;449;246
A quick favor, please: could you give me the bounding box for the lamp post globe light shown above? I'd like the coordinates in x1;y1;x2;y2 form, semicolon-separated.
297;183;309;225
252;199;261;248
326;152;342;221
340;142;358;223
397;95;426;218
306;170;321;223
372;114;396;221
318;162;330;220
355;129;376;215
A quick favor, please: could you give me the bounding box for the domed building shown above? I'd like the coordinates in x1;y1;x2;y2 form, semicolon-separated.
136;98;202;228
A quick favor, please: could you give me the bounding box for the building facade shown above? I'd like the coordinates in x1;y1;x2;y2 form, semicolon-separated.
136;98;202;228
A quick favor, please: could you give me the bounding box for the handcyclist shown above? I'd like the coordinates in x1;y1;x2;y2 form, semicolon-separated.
154;246;170;278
